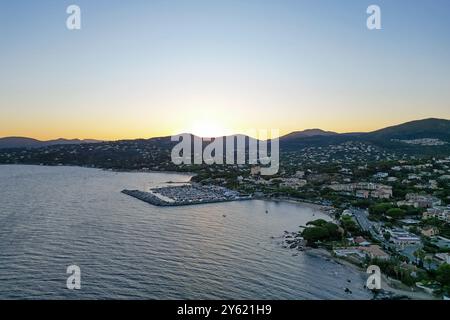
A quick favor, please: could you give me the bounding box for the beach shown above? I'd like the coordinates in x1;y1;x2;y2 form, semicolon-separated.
306;248;437;300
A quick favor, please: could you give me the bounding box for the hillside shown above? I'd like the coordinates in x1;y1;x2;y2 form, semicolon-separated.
281;129;338;140
366;118;450;140
0;137;101;149
280;118;450;152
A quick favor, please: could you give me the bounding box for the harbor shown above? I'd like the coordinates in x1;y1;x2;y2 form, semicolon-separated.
122;184;252;207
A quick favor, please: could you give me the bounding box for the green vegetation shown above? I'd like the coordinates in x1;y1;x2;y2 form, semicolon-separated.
436;264;450;294
340;215;359;234
399;205;424;216
368;203;423;219
386;208;406;218
351;199;372;209
369;203;394;215
423;218;450;239
370;257;422;287
301;219;341;243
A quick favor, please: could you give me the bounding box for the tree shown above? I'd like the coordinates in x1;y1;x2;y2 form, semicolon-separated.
351;199;372;209
386;208;406;218
413;249;426;266
424;257;433;270
340;216;359;234
324;222;340;237
369;203;393;215
413;250;419;264
302;220;341;243
436;264;450;287
306;219;328;227
400;205;424;216
409;226;420;235
302;226;330;243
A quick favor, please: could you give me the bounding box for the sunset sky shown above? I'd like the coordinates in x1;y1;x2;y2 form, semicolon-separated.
1;0;450;140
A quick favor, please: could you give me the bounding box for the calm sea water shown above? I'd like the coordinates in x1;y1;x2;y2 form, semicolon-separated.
0;165;372;299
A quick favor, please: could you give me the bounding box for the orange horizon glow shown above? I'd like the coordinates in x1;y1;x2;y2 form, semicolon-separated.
2;2;450;143
1;115;449;141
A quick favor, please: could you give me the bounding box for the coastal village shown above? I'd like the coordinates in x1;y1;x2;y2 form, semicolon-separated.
1;134;450;299
163;141;449;299
253;152;450;300
117;141;450;299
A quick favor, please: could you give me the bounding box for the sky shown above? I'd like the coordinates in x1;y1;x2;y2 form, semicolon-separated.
1;0;450;140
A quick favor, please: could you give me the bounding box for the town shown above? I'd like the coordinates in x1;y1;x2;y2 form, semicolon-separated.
254;147;450;299
1;121;450;299
182;141;450;299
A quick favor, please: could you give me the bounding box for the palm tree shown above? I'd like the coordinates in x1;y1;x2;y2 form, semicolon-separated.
413;250;419;265
417;250;426;267
393;265;400;279
424;256;433;270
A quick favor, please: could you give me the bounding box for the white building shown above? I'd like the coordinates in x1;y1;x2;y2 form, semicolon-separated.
374;172;389;179
329;182;392;199
435;253;450;264
341;209;353;217
400;193;442;209
280;178;307;188
388;229;421;245
424;206;450;222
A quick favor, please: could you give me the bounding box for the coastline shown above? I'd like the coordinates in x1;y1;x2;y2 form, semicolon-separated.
0;163;197;179
263;196;337;219
0;165;336;211
107;167;197;178
0;164;441;299
270;195;438;300
305;247;437;300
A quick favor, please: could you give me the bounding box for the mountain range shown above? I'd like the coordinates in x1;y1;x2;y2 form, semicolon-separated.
281;129;338;140
1;118;449;152
280;118;450;140
279;118;450;152
0;137;101;149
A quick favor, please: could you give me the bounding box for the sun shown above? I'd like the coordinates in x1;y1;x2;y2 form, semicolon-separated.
187;120;232;138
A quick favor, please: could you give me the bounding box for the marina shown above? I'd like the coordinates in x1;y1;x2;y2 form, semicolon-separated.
122;184;252;206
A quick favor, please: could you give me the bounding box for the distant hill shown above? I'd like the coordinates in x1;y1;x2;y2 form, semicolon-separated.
366;118;450;140
280;118;450;153
0;137;101;149
2;118;449;153
281;129;338;140
1;118;450;169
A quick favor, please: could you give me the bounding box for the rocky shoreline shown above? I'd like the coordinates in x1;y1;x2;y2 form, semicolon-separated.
278;231;436;300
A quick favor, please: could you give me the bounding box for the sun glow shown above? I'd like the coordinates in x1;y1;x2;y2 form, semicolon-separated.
187;120;232;138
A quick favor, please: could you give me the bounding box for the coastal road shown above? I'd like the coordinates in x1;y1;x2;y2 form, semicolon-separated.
351;208;385;243
352;208;372;232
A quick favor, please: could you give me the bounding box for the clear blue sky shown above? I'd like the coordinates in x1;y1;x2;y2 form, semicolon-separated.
1;0;449;139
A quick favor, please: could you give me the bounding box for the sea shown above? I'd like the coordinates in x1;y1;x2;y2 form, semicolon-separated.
0;165;372;299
